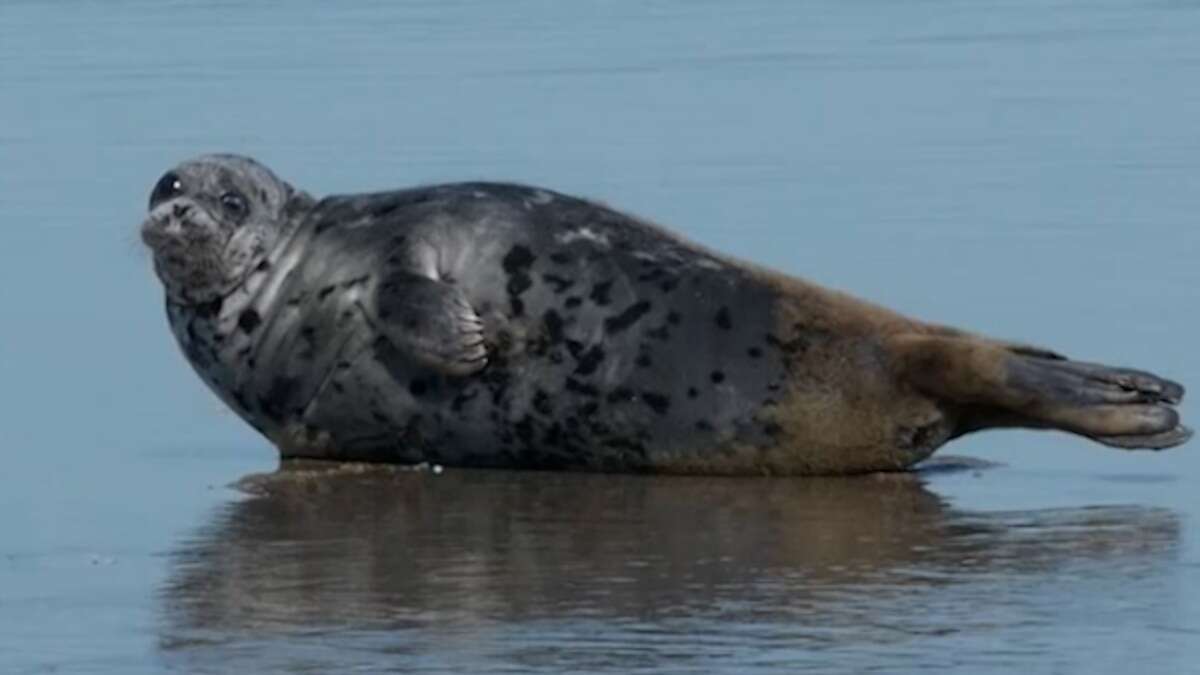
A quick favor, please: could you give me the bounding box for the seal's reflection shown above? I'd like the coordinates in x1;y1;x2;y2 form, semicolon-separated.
160;460;1179;657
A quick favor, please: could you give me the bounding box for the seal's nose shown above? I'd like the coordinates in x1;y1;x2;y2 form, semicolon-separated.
173;202;191;218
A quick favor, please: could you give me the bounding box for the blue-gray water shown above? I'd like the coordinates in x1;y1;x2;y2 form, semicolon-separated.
2;1;1198;673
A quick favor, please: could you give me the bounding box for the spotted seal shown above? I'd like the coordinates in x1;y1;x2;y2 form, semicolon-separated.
139;154;1190;474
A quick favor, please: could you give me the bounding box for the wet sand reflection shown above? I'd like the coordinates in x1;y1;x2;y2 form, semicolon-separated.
158;459;1180;670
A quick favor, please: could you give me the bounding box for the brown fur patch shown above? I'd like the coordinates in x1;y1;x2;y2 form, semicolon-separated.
647;270;955;475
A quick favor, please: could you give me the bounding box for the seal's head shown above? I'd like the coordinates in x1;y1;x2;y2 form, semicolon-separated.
141;154;311;303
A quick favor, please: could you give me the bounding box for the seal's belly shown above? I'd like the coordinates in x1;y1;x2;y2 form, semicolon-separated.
297;267;801;470
302;351;785;471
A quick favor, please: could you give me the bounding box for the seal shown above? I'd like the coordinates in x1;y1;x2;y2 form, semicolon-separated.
140;154;1191;475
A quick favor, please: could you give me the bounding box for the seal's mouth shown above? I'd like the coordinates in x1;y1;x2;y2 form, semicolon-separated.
141;198;232;293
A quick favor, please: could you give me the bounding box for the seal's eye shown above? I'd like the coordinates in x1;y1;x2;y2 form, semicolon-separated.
149;172;184;209
220;191;248;219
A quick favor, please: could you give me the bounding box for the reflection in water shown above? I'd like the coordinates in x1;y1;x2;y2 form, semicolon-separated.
159;461;1179;672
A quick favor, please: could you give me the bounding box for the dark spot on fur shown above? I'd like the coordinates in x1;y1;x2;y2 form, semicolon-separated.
573;345;605;376
635;354;652;368
533;389;552;415
637;267;665;283
604;300;652;334
565;378;599;397
715;307;732;330
696;420;714;431
589;280;614;306
237;309;261;334
646;325;670;341
687;387;699;399
182;341;210;369
710;371;726;384
502;245;535;317
543;310;565;344
564;296;582;309
195;298;223;319
502;245;535;273
542;423;566;448
542;274;574;293
549;252;572;265
314;219;337;235
514;415;535;444
606;388;635;404
341;275;369;289
232;390;251;412
763;422;784;437
506;274;532;296
642;391;670;415
409;379;428;397
297;325;318;361
258;376;298;422
318;285;336;301
255;259;271;273
667;311;681;325
747;347;763;358
659;278;679;293
565;340;583;358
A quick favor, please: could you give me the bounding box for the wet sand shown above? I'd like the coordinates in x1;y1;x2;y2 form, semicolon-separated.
153;460;1183;672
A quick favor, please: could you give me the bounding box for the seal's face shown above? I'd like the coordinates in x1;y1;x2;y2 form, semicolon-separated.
141;154;299;303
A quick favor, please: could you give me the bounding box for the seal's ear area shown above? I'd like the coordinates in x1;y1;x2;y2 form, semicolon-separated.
372;272;488;377
889;334;1191;450
282;187;317;220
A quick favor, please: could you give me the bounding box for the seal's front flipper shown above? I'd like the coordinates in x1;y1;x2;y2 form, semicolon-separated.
373;272;488;376
890;334;1191;451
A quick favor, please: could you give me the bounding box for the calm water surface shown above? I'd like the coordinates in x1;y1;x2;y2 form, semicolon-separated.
2;1;1199;673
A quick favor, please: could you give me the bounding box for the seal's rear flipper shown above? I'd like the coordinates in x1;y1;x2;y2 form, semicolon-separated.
890;334;1191;451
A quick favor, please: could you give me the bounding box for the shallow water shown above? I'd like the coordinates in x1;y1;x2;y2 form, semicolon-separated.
2;1;1199;673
